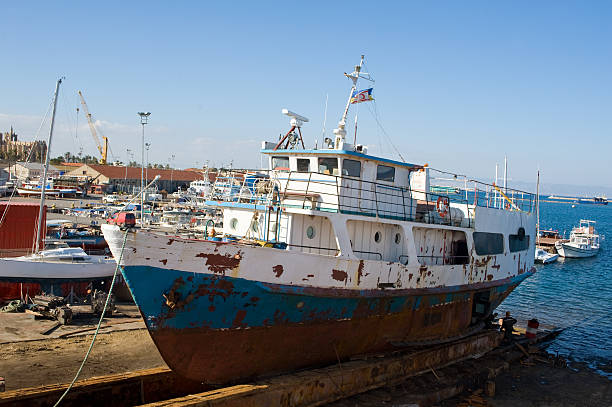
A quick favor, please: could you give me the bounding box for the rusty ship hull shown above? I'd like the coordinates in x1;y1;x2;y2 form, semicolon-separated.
103;225;535;384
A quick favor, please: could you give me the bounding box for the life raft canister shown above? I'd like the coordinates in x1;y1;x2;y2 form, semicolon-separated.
436;196;449;218
526;318;539;339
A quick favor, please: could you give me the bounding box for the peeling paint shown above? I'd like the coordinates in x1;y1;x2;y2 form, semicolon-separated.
273;265;284;278
331;269;348;282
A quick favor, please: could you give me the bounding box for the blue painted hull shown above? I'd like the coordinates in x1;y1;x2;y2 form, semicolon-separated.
121;264;532;383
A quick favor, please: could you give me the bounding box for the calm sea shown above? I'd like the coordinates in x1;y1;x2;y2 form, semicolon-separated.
499;201;611;377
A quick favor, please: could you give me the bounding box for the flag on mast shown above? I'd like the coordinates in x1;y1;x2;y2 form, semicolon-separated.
350;88;374;104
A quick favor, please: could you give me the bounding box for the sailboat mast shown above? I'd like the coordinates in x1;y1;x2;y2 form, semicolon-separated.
35;78;62;254
536;170;540;246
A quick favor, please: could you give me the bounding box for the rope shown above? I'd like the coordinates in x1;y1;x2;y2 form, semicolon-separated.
365;101;407;163
52;228;130;407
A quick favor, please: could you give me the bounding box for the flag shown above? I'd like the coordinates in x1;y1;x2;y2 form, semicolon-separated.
350;88;374;104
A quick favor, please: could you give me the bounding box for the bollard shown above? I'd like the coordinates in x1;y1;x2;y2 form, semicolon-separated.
0;376;5;392
526;318;539;341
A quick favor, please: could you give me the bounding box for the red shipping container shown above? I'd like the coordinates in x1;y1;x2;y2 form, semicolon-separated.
0;202;45;257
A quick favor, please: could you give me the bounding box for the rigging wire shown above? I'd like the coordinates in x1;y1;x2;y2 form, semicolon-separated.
365;100;406;163
52;229;130;407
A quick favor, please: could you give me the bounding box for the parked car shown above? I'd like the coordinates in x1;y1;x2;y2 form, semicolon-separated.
106;212;136;228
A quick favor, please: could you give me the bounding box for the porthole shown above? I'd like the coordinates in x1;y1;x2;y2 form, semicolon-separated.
374;231;382;243
395;233;401;244
306;226;316;239
230;218;238;230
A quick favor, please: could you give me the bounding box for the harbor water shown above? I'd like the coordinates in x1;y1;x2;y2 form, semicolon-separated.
500;201;611;377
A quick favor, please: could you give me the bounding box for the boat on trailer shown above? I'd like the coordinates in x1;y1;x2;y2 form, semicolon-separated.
102;57;537;384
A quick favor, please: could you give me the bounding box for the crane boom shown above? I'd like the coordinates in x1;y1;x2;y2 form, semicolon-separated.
78;90;108;164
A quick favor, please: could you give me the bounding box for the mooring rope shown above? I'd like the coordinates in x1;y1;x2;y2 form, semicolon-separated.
52;228;130;407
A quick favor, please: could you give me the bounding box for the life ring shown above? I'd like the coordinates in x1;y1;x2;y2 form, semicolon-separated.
436;196;449;218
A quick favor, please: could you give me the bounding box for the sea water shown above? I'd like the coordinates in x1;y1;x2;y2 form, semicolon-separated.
499;201;611;377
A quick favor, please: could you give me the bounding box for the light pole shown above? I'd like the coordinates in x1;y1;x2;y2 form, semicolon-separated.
138;112;151;225
169;154;175;192
145;142;151;185
124;148;132;193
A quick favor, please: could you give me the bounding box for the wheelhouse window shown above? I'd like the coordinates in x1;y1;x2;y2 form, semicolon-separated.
318;158;339;175
342;159;361;177
272;156;289;171
509;234;530;252
473;232;504;255
376;165;395;182
297;158;310;172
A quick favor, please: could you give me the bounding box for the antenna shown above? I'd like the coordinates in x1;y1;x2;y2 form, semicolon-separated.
332;55;374;149
318;93;329;150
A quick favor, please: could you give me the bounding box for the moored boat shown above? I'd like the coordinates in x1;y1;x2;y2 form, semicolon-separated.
102;57;537;384
535;247;558;264
555;220;600;258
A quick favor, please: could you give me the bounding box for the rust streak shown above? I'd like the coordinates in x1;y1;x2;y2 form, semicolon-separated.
357;260;365;285
159;259;168;265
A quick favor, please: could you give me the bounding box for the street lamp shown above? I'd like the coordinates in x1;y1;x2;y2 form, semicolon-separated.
138;112;151;225
145;142;151;185
124;148;132;193
169;154;175;192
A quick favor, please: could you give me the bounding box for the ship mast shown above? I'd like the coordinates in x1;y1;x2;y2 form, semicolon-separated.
332;55;373;149
35;78;62;254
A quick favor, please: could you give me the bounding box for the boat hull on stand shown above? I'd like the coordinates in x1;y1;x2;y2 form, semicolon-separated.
104;225;534;384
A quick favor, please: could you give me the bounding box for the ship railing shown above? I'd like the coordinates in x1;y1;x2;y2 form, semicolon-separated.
428;168;534;213
207;169;534;228
286;242;340;256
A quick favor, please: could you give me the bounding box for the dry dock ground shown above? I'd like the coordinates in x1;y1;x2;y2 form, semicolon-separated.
1;308;610;406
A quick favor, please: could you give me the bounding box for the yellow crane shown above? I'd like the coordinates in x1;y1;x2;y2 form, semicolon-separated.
78;90;108;165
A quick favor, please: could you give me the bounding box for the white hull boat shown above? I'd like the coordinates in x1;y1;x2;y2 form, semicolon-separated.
0;247;116;282
535;248;558;264
554;219;600;258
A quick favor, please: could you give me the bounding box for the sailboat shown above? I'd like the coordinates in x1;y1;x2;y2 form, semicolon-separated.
534;170;558;264
0;79;116;292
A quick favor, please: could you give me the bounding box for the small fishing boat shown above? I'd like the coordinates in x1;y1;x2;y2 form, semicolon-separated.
534;247;558;264
555;220;600;258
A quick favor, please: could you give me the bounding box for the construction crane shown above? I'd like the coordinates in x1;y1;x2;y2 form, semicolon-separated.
78;90;108;165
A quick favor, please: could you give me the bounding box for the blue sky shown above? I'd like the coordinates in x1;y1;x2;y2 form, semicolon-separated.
1;1;611;191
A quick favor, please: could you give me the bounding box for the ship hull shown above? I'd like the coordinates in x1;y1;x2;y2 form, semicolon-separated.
120;263;531;384
555;242;599;258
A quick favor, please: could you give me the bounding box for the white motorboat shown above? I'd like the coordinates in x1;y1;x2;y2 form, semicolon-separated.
555;220;600;258
0;247;116;282
535;248;558;264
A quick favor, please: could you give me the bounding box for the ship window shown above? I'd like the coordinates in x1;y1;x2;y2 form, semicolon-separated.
297;159;310;172
374;231;382;243
509;234;530;252
272;156;289;171
318;158;339;175
473;232;504;255
342;159;361;177
376;165;395;182
306;226;316;239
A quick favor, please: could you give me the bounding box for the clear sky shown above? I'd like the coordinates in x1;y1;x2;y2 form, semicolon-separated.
1;1;611;191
